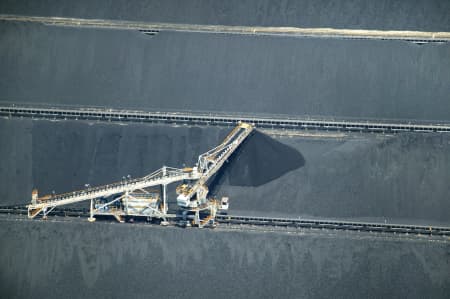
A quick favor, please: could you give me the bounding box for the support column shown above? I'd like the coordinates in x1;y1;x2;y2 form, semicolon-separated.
42;207;48;220
195;210;200;227
160;166;170;226
162;184;167;214
160;184;170;226
88;199;96;222
124;191;129;214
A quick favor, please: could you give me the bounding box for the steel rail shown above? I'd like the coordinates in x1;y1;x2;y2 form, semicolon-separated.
1;206;449;236
215;215;450;236
2;105;450;134
0;205;87;217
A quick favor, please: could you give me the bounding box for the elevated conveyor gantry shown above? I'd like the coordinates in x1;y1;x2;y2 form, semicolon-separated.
27;122;253;226
177;122;253;208
176;122;253;227
28;166;199;221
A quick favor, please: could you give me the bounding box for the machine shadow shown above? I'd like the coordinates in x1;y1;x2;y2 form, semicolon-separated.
209;130;305;195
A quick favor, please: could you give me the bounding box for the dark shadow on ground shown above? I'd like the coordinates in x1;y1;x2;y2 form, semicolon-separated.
209;130;305;194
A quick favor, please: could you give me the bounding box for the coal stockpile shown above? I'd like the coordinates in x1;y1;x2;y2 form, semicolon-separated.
227;131;305;186
227;131;450;224
1;3;449;298
0;118;225;202
0;117;32;203
0;216;449;299
1;118;449;225
209;130;305;192
1;0;449;31
1;23;450;122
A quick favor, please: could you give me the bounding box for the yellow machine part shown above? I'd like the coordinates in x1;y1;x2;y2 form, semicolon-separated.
176;184;190;194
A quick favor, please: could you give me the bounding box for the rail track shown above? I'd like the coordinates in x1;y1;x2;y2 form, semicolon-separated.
0;205;87;218
215;215;450;237
2;105;450;134
1;205;449;237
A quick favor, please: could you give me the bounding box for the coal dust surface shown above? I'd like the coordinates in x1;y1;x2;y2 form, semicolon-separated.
1;118;450;224
1;0;450;31
1;216;449;299
1;23;450;122
209;130;305;193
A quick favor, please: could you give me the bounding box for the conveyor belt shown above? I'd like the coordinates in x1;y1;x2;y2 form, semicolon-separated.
1;14;450;43
27;166;197;217
215;215;450;236
1;206;448;237
2;105;450;133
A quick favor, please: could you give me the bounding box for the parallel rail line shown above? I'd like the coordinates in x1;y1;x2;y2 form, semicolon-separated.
2;105;450;134
0;206;87;218
216;215;450;237
1;205;449;236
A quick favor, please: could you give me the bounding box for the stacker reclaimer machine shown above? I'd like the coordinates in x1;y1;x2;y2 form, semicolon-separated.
27;122;253;227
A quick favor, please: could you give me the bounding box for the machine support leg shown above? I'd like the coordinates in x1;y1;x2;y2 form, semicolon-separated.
124;191;129;213
88;199;96;222
160;182;169;226
159;166;170;226
195;210;200;227
163;184;167;214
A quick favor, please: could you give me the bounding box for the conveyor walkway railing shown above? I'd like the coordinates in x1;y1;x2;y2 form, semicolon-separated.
27;166;199;218
177;122;253;208
2;105;450;133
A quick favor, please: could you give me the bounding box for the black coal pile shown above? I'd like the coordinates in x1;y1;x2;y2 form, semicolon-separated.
209;130;304;193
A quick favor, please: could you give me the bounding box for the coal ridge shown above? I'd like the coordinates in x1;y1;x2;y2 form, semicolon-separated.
1;0;450;31
235;130;305;186
1;118;449;224
1;217;449;299
208;130;305;197
1;23;450;121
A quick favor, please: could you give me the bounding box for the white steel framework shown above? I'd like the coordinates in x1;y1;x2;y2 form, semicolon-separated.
28;122;254;226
